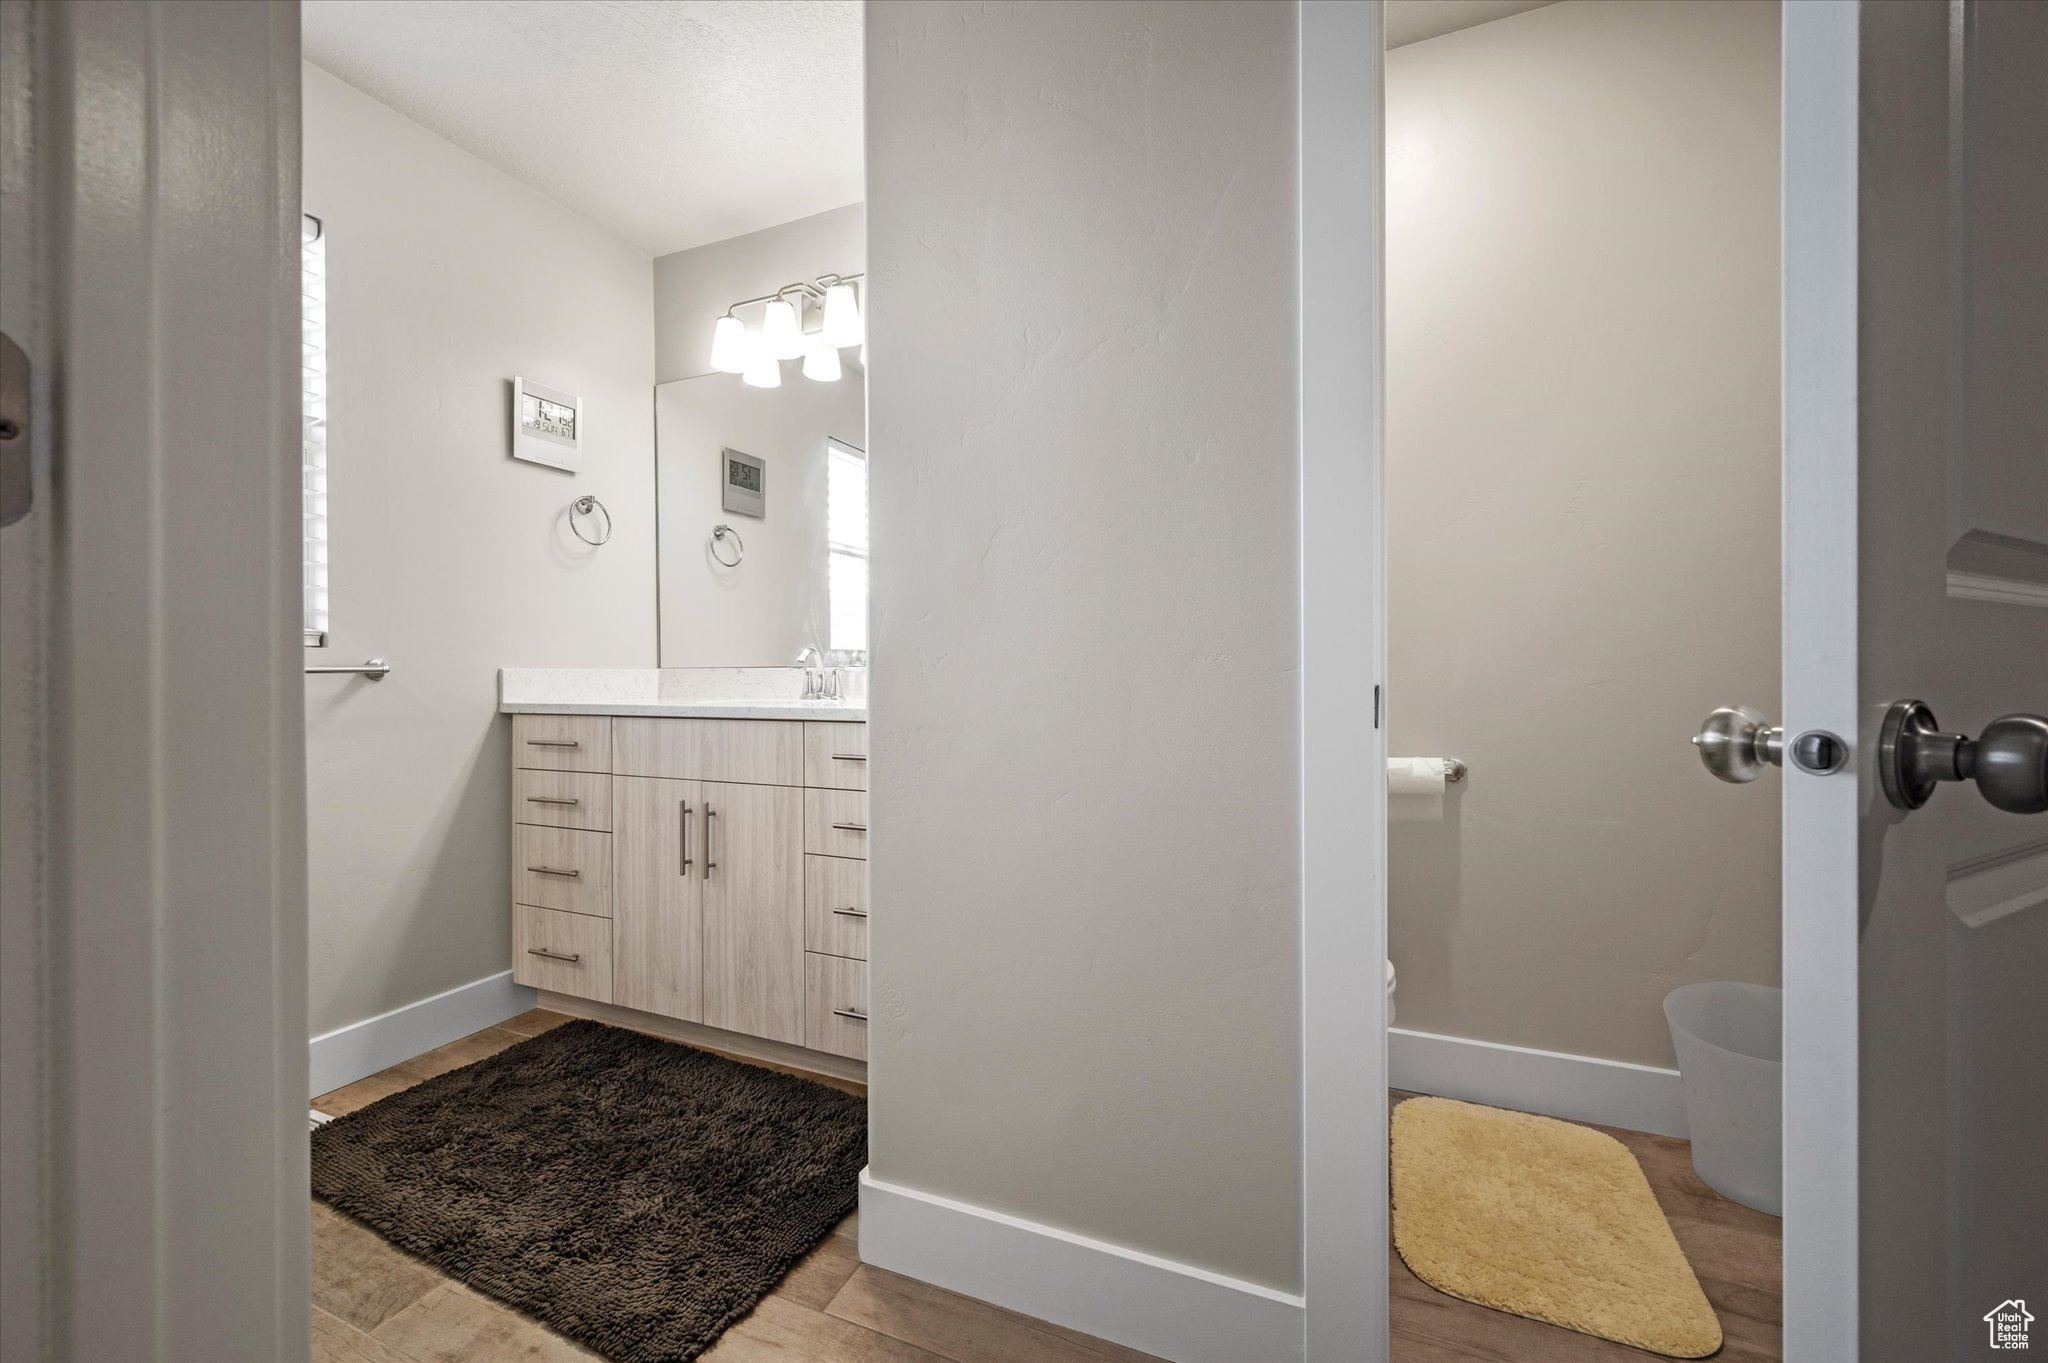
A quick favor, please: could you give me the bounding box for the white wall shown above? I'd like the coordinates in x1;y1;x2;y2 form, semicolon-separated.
656;373;864;666
1385;0;1781;1067
303;64;657;1039
653;203;864;383
866;0;1301;1294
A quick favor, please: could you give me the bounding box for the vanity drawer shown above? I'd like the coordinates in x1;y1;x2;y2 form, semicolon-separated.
804;953;868;1061
513;825;612;918
513;713;612;773
514;769;612;831
804;855;867;960
804;789;868;860
803;721;868;790
513;904;612;1003
613;717;803;786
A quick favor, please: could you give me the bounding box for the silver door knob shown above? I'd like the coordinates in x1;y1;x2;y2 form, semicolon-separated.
1878;701;2048;814
1693;706;1783;783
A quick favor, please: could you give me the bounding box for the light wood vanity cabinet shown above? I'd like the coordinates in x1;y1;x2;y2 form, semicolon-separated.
610;775;702;1021
513;713;611;772
513;769;612;831
510;712;866;1067
699;781;805;1043
803;721;868;790
514;904;613;1002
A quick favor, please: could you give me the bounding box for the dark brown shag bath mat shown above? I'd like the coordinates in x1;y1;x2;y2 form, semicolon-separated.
311;1019;866;1363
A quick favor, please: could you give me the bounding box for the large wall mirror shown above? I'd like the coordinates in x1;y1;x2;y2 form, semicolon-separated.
655;369;867;666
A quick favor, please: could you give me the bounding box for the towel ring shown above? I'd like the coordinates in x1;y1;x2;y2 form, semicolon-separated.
710;523;744;567
569;496;612;546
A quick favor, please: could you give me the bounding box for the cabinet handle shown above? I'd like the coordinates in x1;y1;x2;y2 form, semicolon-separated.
526;796;579;806
831;907;869;919
705;805;716;879
526;947;581;963
832;753;866;761
526;865;580;878
831;822;868;833
833;1007;868;1023
526;739;580;748
679;801;693;875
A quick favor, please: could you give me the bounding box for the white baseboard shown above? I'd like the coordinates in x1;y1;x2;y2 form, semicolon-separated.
858;1168;1304;1363
309;970;535;1099
1389;1025;1688;1139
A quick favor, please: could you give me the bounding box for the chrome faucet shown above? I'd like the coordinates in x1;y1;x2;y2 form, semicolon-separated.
795;645;823;668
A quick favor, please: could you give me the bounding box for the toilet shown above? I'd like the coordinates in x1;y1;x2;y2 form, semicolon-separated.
1387;958;1397;1023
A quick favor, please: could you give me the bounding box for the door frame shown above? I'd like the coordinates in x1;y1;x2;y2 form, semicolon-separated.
1778;2;1861;1356
0;3;310;1358
1299;1;1390;1358
1296;1;1865;1357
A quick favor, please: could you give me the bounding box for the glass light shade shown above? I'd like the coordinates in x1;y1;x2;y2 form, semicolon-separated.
741;342;781;388
821;283;863;348
709;314;747;373
802;333;842;382
762;298;804;359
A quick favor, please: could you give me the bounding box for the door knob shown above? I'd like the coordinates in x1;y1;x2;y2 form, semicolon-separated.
1878;701;2048;814
1693;705;1782;783
1693;707;1849;783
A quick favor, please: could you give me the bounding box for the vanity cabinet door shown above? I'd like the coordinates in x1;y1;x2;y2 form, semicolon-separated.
611;775;704;1022
701;781;805;1045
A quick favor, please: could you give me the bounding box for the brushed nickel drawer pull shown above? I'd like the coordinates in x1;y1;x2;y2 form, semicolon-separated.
831;907;869;919
526;739;580;748
679;801;693;876
832;753;867;761
705;805;717;879
526;796;580;806
527;865;581;878
527;947;581;963
831;822;868;833
833;1007;868;1022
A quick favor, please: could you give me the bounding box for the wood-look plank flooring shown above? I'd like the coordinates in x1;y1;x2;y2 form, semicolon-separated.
311;1019;1780;1363
1389;1090;1782;1363
310;1009;1162;1363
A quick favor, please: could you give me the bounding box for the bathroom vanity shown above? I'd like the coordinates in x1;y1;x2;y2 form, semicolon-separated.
501;669;868;1074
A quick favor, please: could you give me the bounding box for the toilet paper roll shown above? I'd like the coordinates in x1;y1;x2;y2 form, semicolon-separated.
1386;757;1446;796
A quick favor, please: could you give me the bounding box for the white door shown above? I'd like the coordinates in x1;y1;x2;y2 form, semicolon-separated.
1782;3;2048;1359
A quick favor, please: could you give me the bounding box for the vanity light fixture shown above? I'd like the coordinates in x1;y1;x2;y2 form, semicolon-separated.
741;341;782;389
802;333;842;383
761;298;805;360
709;314;748;374
820;279;863;348
710;273;865;385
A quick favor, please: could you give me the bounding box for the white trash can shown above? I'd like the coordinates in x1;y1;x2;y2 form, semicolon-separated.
1664;981;1782;1215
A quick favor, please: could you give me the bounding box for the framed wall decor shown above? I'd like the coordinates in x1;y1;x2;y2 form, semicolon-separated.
722;446;766;517
512;376;582;472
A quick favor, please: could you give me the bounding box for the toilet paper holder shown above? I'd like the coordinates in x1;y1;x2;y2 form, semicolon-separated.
1390;756;1466;783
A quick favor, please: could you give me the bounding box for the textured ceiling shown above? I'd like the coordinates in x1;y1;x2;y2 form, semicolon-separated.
1384;0;1558;49
303;0;863;257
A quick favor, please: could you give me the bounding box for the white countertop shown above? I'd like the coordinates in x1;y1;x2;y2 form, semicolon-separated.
498;667;866;722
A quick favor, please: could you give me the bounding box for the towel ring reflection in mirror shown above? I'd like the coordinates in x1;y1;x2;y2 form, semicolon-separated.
711;523;745;568
569;495;612;546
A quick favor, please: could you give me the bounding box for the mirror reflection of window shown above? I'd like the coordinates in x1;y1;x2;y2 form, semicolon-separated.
827;438;867;654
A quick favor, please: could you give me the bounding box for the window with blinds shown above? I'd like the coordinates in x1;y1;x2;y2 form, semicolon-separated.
302;215;328;645
826;438;868;654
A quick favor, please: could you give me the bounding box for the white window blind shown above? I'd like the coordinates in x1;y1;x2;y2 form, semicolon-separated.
827;438;868;654
302;215;329;644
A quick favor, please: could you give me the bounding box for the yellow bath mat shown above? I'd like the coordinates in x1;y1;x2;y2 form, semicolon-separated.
1391;1096;1723;1358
